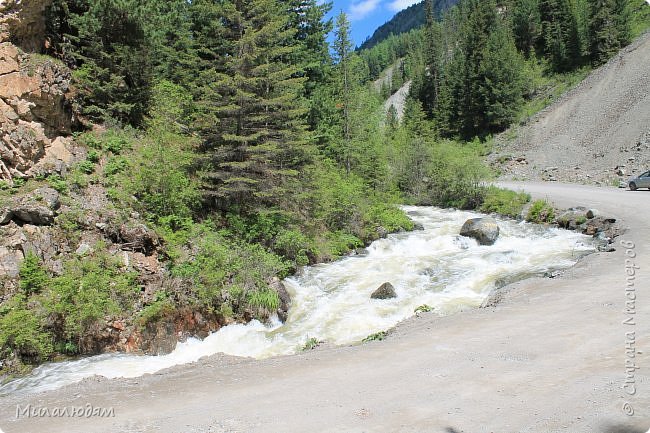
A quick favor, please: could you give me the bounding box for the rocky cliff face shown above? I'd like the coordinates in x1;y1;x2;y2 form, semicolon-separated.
0;0;75;183
0;0;52;53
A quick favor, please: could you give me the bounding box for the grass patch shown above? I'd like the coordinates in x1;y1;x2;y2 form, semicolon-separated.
362;331;388;342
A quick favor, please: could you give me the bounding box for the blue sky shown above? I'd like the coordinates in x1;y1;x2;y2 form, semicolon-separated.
326;0;421;46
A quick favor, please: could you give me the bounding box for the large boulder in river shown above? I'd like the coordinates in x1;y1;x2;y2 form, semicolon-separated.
371;282;397;300
460;217;500;246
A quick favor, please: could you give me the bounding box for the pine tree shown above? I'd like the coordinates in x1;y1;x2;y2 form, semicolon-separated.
588;0;631;64
46;0;152;126
198;0;309;209
539;0;581;71
420;0;445;115
510;0;542;56
333;12;354;174
477;25;526;130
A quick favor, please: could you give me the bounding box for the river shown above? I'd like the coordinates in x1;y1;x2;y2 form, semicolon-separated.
1;206;596;395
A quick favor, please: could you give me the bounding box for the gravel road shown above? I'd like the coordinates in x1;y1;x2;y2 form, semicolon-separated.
0;182;648;433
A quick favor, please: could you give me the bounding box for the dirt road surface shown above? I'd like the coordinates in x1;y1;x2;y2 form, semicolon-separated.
1;183;648;433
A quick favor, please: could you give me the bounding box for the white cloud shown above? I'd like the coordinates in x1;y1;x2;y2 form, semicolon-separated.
388;0;420;12
349;0;381;21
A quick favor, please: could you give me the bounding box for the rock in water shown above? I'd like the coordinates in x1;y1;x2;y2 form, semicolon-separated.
460;217;500;246
371;282;397;300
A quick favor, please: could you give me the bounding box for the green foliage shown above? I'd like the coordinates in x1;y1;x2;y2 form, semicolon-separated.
526;199;556;223
630;0;650;38
47;174;69;194
168;225;290;320
86;150;100;163
479;187;531;218
103;156;130;177
77;160;95;174
45;247;139;342
137;292;175;326
362;331;388;342
302;337;321;351
415;304;433;313
19;253;49;295
273;229;312;267
0;296;53;362
196;0;309;210
247;289;281;316
540;0;582;72
46;0;153;126
589;0;632;64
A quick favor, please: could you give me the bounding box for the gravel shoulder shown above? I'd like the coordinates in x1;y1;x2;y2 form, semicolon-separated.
493;32;650;185
0;182;648;433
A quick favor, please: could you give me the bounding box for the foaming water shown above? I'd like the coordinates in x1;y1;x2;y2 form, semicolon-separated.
1;207;595;395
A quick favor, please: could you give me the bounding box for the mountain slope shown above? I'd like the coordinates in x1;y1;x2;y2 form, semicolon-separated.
493;32;650;186
358;0;459;51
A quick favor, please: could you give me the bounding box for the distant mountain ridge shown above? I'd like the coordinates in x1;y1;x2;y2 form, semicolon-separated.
358;0;459;51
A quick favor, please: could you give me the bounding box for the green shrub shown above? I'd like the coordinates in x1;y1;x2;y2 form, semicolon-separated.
12;177;26;188
86;150;100;163
414;304;433;314
138;292;175;326
78;160;95;174
45;247;139;341
367;201;414;232
47;174;69;194
362;331;387;342
19;253;49;294
302;337;320;351
479;186;531;218
526;200;556;223
246;288;280;315
104;156;130;177
273;229;312;266
324;231;363;257
0;297;53;362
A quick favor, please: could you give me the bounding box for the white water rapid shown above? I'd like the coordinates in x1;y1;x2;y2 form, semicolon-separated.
2;206;596;395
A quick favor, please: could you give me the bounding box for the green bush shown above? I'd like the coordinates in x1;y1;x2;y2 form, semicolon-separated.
19;253;49;295
104;156;130;177
246;288;280;316
0;296;53;362
77;160;95;174
86;150;101;163
323;231;363;257
362;331;387;342
45;247;139;342
479;186;531;218
526;200;556;223
47;174;69;194
273;229;312;266
138;292;175;326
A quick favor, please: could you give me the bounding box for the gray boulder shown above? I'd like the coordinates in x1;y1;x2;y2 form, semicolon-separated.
0;187;60;226
460;217;500;246
371;282;397;300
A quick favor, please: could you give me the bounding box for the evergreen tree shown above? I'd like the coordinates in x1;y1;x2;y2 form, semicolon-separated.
333;12;354;174
539;0;581;71
420;0;445;115
588;0;631;64
477;25;526;130
46;0;152;126
510;0;542;55
198;0;309;209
